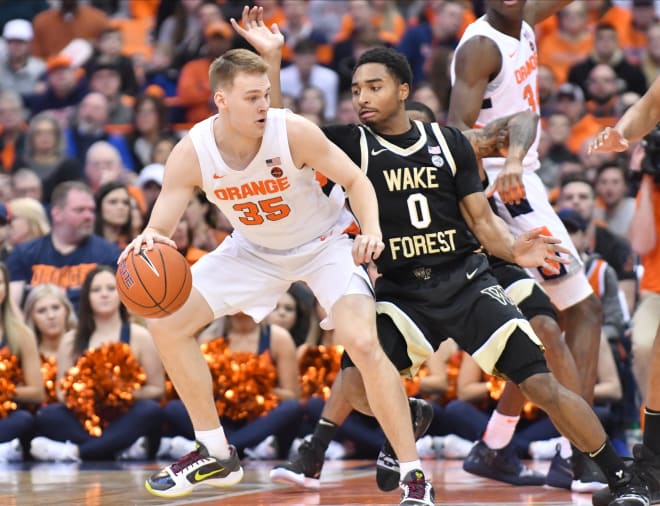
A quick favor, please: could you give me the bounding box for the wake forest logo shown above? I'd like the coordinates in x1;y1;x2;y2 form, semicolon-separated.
480;285;515;306
383;166;439;191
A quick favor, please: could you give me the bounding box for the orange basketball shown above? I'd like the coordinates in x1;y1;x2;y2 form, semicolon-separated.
116;243;192;318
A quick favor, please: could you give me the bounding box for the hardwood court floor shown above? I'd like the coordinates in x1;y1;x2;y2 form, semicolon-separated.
0;458;598;506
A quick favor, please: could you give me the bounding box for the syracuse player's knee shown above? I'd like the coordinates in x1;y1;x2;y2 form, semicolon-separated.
339;329;381;367
519;372;560;412
147;306;202;345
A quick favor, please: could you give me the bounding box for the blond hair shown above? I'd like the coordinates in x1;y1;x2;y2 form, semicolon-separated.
23;283;77;343
8;197;51;241
208;48;268;92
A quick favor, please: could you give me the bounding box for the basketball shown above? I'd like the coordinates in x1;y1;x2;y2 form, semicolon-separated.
116;243;192;318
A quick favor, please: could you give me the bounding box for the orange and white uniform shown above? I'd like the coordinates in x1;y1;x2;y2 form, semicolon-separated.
451;16;593;311
187;108;370;324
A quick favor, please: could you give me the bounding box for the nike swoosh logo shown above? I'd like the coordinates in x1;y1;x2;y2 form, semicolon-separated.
466;268;478;280
194;467;225;481
213;173;225;179
371;148;388;156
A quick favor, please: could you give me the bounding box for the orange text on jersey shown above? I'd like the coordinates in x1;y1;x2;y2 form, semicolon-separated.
213;177;291;201
514;53;538;85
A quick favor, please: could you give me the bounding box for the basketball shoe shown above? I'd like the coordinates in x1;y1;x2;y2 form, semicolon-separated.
270;436;325;489
592;444;660;506
376;398;435;492
399;469;435;506
462;440;545;485
545;445;607;492
145;442;243;498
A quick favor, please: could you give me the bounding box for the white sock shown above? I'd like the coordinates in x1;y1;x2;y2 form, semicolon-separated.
559;436;572;459
195;427;230;460
483;411;520;450
399;459;423;480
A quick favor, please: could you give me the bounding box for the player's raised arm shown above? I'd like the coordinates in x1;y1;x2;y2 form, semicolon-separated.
119;136;200;261
286;113;384;265
231;5;284;107
590;76;660;153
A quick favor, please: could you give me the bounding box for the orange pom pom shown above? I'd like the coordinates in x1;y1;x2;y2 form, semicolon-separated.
298;345;343;400
60;342;146;436
0;348;21;418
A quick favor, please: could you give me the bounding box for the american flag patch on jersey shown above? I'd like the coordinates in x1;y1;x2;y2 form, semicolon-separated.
266;157;281;166
428;145;441;155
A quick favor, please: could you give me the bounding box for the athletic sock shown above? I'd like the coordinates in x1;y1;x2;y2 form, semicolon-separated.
589;439;627;487
559;436;573;459
312;418;339;450
400;460;423;480
643;407;660;455
483;411;520;450
195;427;230;460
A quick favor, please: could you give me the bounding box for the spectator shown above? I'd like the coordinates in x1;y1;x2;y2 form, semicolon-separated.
641;22;660;86
0;174;13;203
6;197;50;248
538;65;559;116
0;19;46;97
30;265;163;462
94;181;132;250
171;214;207;266
0;90;28;173
333;0;405;47
297;85;326;125
585;63;627;121
156;0;204;76
280;38;339;121
23;283;77;360
87;62;133;125
410;82;442;122
25;55;88;124
184;189;228;251
267;282;314;348
173;1;228;67
306;0;348;41
136;163;164;213
64;92;133;171
558;174;638;315
11;169;43;202
31;0;108;60
559;207;627;341
0;262;44;463
6;181;120;310
150;135;177;166
0;204;10;263
568;23;647;100
334;90;359;124
279;0;332;65
539;1;594;84
84;23;138;96
397;0;464;85
627;169;660;405
594;162;636;238
23;113;82;205
538;112;576;190
127;94;171;170
177;21;233;124
128;195;144;241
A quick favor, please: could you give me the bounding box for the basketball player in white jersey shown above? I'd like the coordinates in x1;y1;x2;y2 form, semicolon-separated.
119;47;434;502
448;0;605;491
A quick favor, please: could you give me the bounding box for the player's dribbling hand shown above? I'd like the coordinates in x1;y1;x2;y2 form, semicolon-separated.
486;158;525;205
230;5;284;57
512;227;571;273
118;228;176;263
352;234;385;266
588;127;629;154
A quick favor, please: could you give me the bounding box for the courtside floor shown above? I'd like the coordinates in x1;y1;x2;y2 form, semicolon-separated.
1;459;596;505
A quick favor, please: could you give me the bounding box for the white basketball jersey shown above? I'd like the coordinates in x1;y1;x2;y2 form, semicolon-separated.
189;108;350;250
451;16;541;173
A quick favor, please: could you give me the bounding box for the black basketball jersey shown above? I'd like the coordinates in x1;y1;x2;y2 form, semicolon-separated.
323;121;483;278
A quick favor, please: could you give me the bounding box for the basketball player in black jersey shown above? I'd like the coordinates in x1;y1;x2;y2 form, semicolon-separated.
234;10;651;506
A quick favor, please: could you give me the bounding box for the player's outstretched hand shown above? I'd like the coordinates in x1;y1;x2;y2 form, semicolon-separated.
588;127;629;154
486;158;526;205
352;234;385;266
118;228;176;263
230;5;283;57
512;227;571;273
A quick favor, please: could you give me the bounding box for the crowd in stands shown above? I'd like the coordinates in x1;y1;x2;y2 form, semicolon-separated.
0;0;659;464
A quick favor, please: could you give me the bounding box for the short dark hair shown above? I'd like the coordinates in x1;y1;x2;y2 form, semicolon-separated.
354;47;412;88
51;181;93;209
560;173;595;194
405;100;435;122
595;161;627;181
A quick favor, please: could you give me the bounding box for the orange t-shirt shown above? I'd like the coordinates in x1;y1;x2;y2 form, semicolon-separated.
639;186;660;294
538;31;593;84
567;113;616;154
